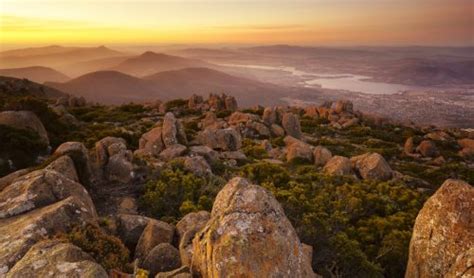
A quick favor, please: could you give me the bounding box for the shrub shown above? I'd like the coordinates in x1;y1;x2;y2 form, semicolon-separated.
58;223;130;271
139;161;224;222
240;162;290;188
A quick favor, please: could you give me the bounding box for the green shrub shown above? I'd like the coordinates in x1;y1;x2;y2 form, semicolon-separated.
139;162;224;222
215;110;232;118
59;223;130;271
240;162;290;188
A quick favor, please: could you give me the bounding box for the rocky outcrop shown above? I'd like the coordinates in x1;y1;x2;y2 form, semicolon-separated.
323;156;353;176
404;137;415;154
142;243;181;277
263;107;278;125
6;240;107;278
188;94;204;110
156;266;191;278
0;110;49;145
224;95;238;111
135;220;175;261
313;146;332;167
406;179;473;278
197;128;242;151
0;165;97;273
458;138;474;158
282;112;302;139
332;100;353;114
93;137;133;183
228;112;259;126
162;112;188;147
191;177;315;277
159;144;187;161
351;153;392;181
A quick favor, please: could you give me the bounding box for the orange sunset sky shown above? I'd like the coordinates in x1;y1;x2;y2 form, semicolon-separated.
0;0;473;48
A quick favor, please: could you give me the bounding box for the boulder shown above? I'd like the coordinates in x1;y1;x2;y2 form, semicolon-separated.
191;177;315;277
458;138;474;158
416;140;439;157
142;243;181;277
332;100;353;114
282;112;302;139
270;124;285;137
188;94;204;110
0;110;49;145
0;168;97;272
406;179;473;278
162;112;179;147
404;137;415;154
135;220;175;261
425;131;452;141
201;112;220;129
94;137;133;183
224;95;238;111
304;105;319;118
138;126;165;157
313;146;332;167
176;211;210;266
285;136;313;163
183;156;212;176
323;156;353;176
351;153;393;181
228;112;259;125
208;94;225;111
45;155;79;182
262;107;277;125
116;214;153;251
188;146;219;164
245;121;271;138
159;144;187;161
6;240;107;278
54;141;92;186
197;128;242;151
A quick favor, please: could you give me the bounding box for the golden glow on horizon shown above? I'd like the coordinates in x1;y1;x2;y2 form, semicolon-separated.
1;0;473;46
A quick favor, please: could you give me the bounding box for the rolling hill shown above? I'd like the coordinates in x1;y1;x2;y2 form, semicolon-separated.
46;67;291;106
0;66;70;83
109;51;210;77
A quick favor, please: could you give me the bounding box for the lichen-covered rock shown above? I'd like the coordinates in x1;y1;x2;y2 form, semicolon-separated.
6;240;107;278
197;128;242;151
162;112;179;147
176;211;210;266
142;243;181;277
406;179;474;278
351;152;392;181
135;220;175;261
208;94;225;111
313;146;332;167
94;137;134;183
323;156;353;176
155;265;192;278
183;156;212;176
285;137;313;163
191;177;315;277
116;214;154;251
54;141;92;186
270;124;285;137
263;107;277;125
0;168;97;272
189;146;219;164
304;105;319;118
159;144;187;161
416;140;439;157
138;126;165;157
45;155;79;182
228;112;259;126
0;110;49;145
282;112;302;139
458;138;474;158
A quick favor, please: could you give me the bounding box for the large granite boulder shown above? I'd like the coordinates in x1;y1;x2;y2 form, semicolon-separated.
116;214;154;251
285;136;313;163
0;110;49;145
0;167;97;273
176;211;210;266
191;177;315;277
351;153;392;181
183;156;212;177
93;137;133;183
282;112;302;139
262;107;277;125
458;138;474;158
416;140;439;158
406;179;473;278
6;240;107;278
162;112;187;147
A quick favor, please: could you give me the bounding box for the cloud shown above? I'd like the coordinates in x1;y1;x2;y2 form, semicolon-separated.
213;24;305;31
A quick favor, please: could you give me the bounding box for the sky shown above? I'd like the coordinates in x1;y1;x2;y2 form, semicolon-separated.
0;0;473;47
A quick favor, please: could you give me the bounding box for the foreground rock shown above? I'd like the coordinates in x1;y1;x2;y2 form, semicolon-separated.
135;220;175;261
6;240;107;278
0;110;49;145
141;243;181;277
406;179;473;278
0;164;97;273
53;141;92;186
191;177;315;277
351;153;392;181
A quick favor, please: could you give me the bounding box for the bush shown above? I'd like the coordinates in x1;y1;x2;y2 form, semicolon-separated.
139;161;224;222
0;124;48;176
58;223;130;271
240;162;290;188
